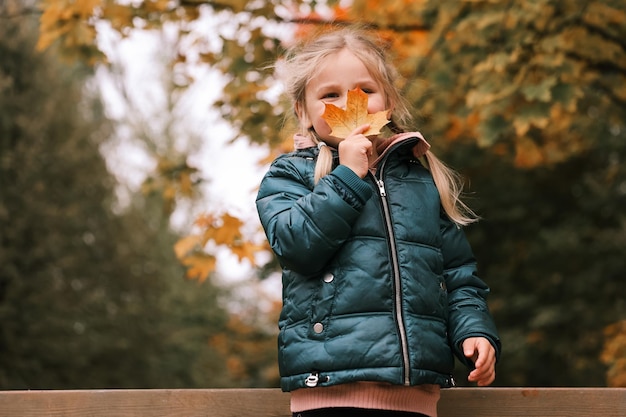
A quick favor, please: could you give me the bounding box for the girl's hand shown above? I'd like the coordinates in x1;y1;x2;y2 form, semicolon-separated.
462;337;496;386
338;124;372;178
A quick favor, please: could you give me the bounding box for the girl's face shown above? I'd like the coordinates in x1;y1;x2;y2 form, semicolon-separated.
297;48;387;148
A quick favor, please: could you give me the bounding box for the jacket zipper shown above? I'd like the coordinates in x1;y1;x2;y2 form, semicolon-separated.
372;163;411;386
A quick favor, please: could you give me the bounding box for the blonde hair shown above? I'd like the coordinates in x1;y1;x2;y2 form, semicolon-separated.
280;26;478;226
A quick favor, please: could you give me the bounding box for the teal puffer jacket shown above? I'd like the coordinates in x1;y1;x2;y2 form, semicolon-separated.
256;135;501;392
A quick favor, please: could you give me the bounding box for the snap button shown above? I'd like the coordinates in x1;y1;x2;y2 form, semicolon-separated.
313;322;324;333
323;273;334;283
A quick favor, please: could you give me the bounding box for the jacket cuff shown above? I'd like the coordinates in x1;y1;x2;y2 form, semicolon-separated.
331;165;373;206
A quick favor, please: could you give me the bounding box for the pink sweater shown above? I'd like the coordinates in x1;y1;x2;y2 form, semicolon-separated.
290;382;440;416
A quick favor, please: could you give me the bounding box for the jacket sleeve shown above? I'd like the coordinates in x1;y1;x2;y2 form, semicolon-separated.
440;216;502;368
256;157;372;277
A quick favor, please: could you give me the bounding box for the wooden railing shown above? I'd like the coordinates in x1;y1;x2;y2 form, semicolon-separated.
0;388;624;416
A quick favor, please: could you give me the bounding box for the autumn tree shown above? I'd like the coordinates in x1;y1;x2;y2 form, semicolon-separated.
33;0;626;386
0;1;253;389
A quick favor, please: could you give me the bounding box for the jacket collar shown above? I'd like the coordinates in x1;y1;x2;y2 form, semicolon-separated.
372;132;430;166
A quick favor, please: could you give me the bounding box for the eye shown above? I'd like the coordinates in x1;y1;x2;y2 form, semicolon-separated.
361;88;374;94
322;92;339;99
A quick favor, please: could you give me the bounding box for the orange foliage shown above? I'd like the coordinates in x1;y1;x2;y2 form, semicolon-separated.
208;302;281;385
180;253;217;283
444;112;480;142
445;116;464;141
386;30;430;60
601;320;626;387
37;0;103;64
512;103;588;169
174;213;265;282
37;0;624;294
290;5;351;45
514;136;544;169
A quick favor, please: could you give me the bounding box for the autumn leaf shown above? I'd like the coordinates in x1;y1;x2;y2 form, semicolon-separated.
230;240;264;265
322;87;390;138
601;320;626;387
175;213;267;282
200;213;243;246
181;253;217;282
173;235;202;259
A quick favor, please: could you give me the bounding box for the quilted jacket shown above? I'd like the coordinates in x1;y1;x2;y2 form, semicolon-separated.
256;133;501;392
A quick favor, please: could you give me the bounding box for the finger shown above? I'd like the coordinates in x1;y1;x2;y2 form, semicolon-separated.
364;139;373;155
350;124;371;137
473;343;490;368
476;371;495;386
469;355;496;385
477;367;496;386
477;345;496;372
463;341;478;362
464;345;475;359
468;365;494;385
470;359;492;379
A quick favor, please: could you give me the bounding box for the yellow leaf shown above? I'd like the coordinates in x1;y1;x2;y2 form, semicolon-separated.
203;213;243;246
514;136;544;168
101;3;134;31
181;253;216;282
321;87;390;139
230;241;263;265
36;29;65;52
601;320;626;387
65;20;96;49
173;235;202;259
74;0;99;18
144;0;171;13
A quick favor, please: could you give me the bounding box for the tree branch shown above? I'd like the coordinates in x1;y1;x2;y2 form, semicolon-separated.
0;6;40;20
565;50;626;75
279;16;430;32
581;21;626;54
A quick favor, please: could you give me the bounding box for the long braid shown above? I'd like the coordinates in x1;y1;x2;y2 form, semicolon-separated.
314;141;334;184
423;151;479;226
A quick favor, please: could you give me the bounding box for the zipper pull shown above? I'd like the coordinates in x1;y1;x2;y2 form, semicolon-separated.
377;179;386;197
305;372;320;387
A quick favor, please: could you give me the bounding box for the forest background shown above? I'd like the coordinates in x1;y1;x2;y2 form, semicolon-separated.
1;0;625;389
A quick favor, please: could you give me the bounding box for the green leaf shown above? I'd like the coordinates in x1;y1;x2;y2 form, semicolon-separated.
520;76;557;102
477;114;508;146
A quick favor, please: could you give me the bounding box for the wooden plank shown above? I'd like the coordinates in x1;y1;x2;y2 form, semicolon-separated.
0;388;624;417
0;389;291;417
438;388;626;417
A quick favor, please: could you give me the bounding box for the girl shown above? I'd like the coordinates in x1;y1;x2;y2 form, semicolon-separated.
256;26;501;417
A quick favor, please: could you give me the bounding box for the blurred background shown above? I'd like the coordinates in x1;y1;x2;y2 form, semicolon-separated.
1;0;624;389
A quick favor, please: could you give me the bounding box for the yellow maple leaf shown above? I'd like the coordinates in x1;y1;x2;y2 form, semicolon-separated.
230;240;264;265
321;87;390;139
206;213;244;246
173;235;202;259
181;253;216;282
